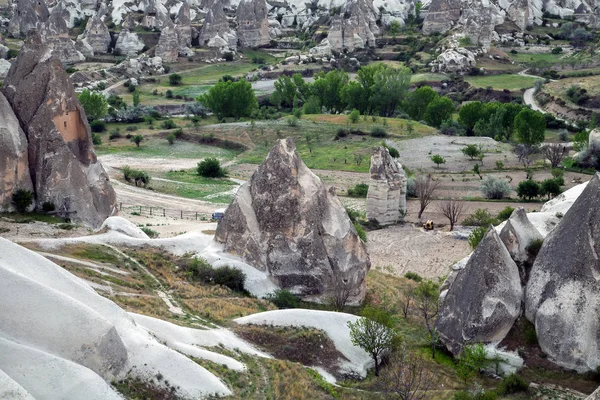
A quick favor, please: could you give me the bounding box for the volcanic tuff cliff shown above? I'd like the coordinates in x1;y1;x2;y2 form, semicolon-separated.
0;32;116;228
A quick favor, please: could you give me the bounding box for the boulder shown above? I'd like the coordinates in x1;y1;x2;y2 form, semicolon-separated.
109;55;165;77
525;173;600;372
236;0;270;48
308;39;333;58
432;47;476;74
0;59;11;78
366;146;407;226
115;29;145;57
328;0;380;52
215;138;370;304
0;92;34;211
199;0;237;49
590;128;600;149
155;22;179;63
100;216;150;239
499;207;543;266
1;32;117;228
437;227;522;355
8;0;49;38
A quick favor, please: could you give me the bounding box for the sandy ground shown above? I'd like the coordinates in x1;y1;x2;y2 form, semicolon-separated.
99;155;201;171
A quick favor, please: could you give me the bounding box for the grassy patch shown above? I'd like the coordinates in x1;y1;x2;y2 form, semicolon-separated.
509;52;564;65
464;74;540;90
147;176;235;204
0;212;67;224
68;243;124;265
411;73;448;83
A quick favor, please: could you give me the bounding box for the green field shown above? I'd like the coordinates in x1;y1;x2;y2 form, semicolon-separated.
148;170;237;204
509;52;564;65
411;73;448;83
464;74;541;90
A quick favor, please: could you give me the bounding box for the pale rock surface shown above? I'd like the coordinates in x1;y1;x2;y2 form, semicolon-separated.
40;2;85;63
590;128;600;149
8;0;49;38
141;0;172;29
176;1;194;54
2;32;117;228
499;207;543;265
0;369;35;400
109;55;165;77
77;9;112;55
155;22;179;63
215;138;370;304
587;386;600;400
328;0;380;52
309;39;333;58
236;0;270;48
526;173;600;372
432;47;476;74
100;216;150;239
437;227;522;355
199;0;238;48
366;146;407;226
115;29;145;56
0;59;11;78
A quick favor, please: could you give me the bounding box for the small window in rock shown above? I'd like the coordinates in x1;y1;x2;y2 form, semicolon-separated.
64;121;67;128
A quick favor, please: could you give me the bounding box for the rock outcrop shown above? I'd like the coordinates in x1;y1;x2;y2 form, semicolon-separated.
215;138;370;304
8;0;50;38
115;29;145;56
431;47;476;74
77;9;111;55
437;227;522;355
141;0;171;30
328;0;380;52
236;0;270;48
499;207;543;266
590;128;600;149
109;55;165;77
199;0;237;49
366;147;407;226
525;173;600;372
155;22;179;63
41;3;85;63
1;32;116;228
176;0;193;50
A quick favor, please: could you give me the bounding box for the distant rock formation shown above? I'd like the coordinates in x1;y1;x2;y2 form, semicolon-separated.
437;227;522;355
199;0;237;49
431;47;476;74
109;55;165;77
499;207;543;266
525;173;600;372
77;9;111;55
215;138;371;304
140;0;171;30
590;128;600;149
115;29;145;56
328;0;380;52
1;32;116;228
8;0;50;38
236;0;270;48
366;147;407;226
41;2;85;63
155;22;179;63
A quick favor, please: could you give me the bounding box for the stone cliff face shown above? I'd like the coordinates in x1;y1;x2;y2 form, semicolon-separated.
199;0;237;49
8;0;50;38
115;29;145;56
328;0;380;52
155;22;179;62
215;138;370;304
366;147;407;226
236;0;270;48
77;9;112;55
1;32;117;228
40;2;85;63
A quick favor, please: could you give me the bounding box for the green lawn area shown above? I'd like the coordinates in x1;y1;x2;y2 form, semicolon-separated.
148;170;236;204
464;74;540;90
509;52;563;65
411;73;447;83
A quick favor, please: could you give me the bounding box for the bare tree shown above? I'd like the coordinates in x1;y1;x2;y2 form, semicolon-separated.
328;279;351;312
543;143;567;168
377;344;434;400
439;199;465;231
414;280;440;358
514;144;539;167
415;175;440;219
399;285;416;319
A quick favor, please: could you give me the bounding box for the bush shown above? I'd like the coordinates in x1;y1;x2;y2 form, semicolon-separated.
41;201;56;213
12;189;34;213
347;183;369;197
303;96;321;115
122;166;150;187
197;157;227;178
404;272;423;282
540;178;561;199
462;209;495;226
349;109;360;123
90;119;106;132
370;126;388;138
141;227;159;238
166;90;174;99
354;221;367;242
169;73;182;86
346;207;365;222
335;128;349;139
187;257;214;281
109;131;122;140
223;52;234;61
516;179;540;200
468;226;488;249
161;119;177;129
496;206;515;222
286;116;299;127
166;133;176;145
526;238;544;258
91;133;102;145
551;46;563;54
497;374;528;395
431;154;446;167
213;265;246;292
480;176;511;199
406;176;416;198
126;125;138;132
265;289;300;309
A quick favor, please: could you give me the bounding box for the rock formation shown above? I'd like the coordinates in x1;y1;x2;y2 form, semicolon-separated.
175;1;194;55
155;22;179;63
1;32;116;228
328;0;380;52
215;138;370;304
115;29;145;56
141;0;171;30
8;0;50;38
77;9;111;55
437;227;522;355
236;0;270;48
422;0;461;35
431;47;477;74
499;207;543;266
199;0;237;49
590;128;600;149
587;386;600;400
366;147;407;226
109;55;165;77
40;3;85;63
525;173;600;372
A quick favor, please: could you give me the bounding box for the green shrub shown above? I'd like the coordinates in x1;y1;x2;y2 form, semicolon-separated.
223;52;234;62
496;206;515;222
187;257;214;281
384;144;399;158
347;183;369;197
126;125;138;132
404;272;423;282
166;90;174;99
468;226;488;249
463;209;495;227
141;227;159;238
41;201;56;213
354;221;367;242
497;374;528;395
286;116;299;127
166;133;176;145
480;176;511;199
161;119;177;129
109;131;122;140
12;189;34;213
197;157;227;178
91;133;102;145
431;154;446;167
516;179;540;200
524;320;538;345
334;128;349;139
526;238;544;258
169;73;182;86
90;119;106;132
214;265;246;292
370;126;388;138
265;289;300;309
349;109;360;123
303;96;321;114
345;207;365;222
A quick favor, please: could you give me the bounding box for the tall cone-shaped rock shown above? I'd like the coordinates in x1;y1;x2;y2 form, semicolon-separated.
437;227;522;355
499;207;543;266
215;138;370;304
366;146;407;226
236;0;270;48
155;22;178;63
1;32;117;228
525;173;600;372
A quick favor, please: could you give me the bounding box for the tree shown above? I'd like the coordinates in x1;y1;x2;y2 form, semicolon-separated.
540;178;561;199
166;133;176;145
439;199;464;231
132;89;140;107
312;69;349;114
456;343;490;384
388;20;402;37
197;157;227;178
431;154;446;168
480;176;511;199
414;280;440;358
327;279;352;312
462;144;480;160
169;73;182;86
425;96;454;127
543;143;567;168
514;108;546;146
12;189;34;213
130;134;143;147
348;306;399;376
405;86;438;121
458;101;485;135
473;163;482;179
78;89;108;121
199;78;257;120
399;284;416;319
516;179;540;200
349;109;360;123
370;65;412;117
272;73;309;109
376;344;433;400
415;175;440;219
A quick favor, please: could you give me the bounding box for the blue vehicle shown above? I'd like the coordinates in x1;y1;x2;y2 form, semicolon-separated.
212;208;227;222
